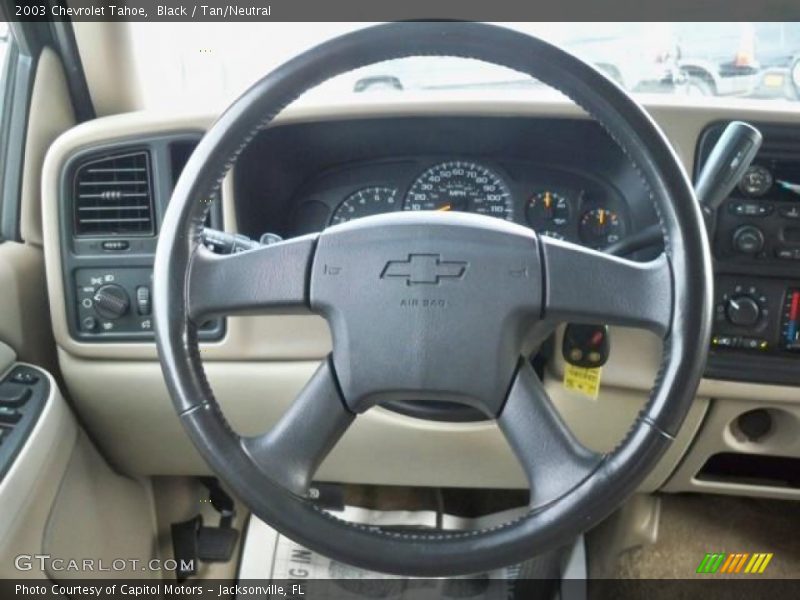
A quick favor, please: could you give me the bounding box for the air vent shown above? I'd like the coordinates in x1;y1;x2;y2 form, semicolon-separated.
73;151;154;237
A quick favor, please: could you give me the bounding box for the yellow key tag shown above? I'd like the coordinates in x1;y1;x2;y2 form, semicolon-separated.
563;364;602;400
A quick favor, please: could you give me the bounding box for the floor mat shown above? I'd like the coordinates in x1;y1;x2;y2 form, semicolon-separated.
237;505;567;599
613;494;800;579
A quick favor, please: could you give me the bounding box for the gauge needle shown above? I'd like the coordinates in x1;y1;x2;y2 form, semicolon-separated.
437;204;452;211
777;179;800;194
544;192;552;209
599;209;605;225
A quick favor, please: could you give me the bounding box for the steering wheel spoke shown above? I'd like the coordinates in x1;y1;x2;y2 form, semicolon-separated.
498;362;604;508
242;358;354;498
541;236;673;337
187;234;317;323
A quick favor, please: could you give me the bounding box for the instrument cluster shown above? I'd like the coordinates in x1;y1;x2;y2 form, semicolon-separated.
299;159;630;250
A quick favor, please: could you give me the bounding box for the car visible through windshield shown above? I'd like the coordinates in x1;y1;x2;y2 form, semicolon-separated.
128;22;800;110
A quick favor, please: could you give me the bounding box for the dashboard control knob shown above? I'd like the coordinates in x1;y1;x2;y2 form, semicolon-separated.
732;225;765;254
726;295;761;327
93;284;130;320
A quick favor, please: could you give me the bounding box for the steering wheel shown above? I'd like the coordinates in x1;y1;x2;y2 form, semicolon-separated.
154;22;712;577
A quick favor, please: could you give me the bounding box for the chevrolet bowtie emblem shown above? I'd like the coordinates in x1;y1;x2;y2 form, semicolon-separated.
381;254;468;285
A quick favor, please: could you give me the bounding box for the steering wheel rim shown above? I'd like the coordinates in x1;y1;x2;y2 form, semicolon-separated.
154;22;712;576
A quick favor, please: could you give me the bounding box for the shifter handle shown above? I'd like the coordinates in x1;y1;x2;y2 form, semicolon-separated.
604;121;762;257
695;120;762;217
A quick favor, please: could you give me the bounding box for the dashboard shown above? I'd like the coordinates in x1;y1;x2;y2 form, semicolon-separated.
38;98;800;497
48;111;800;389
49;116;657;346
231;116;656;255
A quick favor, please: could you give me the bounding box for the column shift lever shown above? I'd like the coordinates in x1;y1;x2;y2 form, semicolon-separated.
605;121;763;256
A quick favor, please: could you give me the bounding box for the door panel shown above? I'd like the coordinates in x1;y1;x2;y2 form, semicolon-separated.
0;241;55;370
0;31;158;583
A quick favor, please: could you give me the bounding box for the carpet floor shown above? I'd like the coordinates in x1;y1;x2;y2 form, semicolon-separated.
589;494;800;599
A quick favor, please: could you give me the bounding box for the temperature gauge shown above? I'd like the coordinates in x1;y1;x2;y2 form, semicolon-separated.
579;207;626;248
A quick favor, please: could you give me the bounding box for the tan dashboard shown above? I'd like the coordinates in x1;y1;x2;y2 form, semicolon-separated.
40;93;800;497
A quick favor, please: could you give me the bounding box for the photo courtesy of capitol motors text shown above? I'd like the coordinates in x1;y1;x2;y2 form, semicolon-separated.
14;583;304;598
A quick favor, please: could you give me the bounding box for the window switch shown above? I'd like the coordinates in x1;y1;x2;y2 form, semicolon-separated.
0;386;31;408
10;370;38;385
0;407;21;425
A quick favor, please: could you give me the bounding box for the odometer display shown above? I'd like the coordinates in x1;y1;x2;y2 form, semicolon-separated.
404;161;513;221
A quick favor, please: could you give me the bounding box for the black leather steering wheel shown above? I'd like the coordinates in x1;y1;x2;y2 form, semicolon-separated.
154;22;712;577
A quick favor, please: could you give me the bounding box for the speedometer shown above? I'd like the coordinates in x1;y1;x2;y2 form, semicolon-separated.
404;161;513;221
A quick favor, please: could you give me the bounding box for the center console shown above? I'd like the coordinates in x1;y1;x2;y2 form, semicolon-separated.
59;134;225;342
699;122;800;385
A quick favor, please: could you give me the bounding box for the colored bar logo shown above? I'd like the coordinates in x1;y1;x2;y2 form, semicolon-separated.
696;552;773;574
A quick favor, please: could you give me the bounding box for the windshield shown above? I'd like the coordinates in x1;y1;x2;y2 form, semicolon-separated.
128;22;800;111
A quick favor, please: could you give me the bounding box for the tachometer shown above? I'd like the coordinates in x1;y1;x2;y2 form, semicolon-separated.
579;207;625;248
404;161;513;221
330;187;398;225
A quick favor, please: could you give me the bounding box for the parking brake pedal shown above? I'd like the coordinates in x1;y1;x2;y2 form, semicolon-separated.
171;479;239;580
196;478;239;561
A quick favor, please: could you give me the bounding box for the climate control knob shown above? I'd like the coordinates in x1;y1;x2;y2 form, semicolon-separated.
732;225;765;254
92;284;130;320
726;295;761;327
